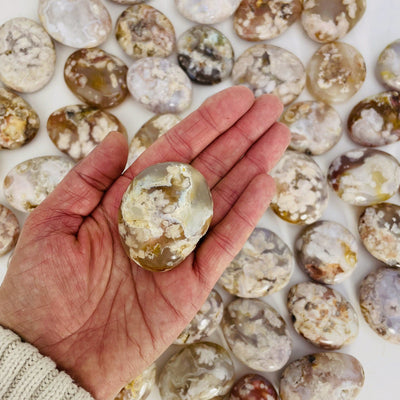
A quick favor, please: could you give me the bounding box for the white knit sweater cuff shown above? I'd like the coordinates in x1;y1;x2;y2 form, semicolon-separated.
0;326;94;400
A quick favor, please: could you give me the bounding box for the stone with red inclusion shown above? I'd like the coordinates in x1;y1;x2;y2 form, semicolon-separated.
229;374;278;400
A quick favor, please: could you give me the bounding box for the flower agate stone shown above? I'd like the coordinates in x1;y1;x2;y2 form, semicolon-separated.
229;374;278;400
115;5;176;59
175;0;241;24
127;58;192;114
3;156;74;213
0;88;40;150
327;148;400;206
360;267;400;344
281;100;342;155
358;203;400;266
128;114;181;165
347;91;400;147
295;221;358;284
378;40;400;91
159;342;234;400
177;26;234;85
118;162;213;271
0;18;55;93
38;0;112;48
218;227;293;298
279;353;365;400
221;298;292;372
233;0;302;41
232;44;305;105
47;105;127;162
307;42;366;104
175;289;223;344
288;282;359;349
301;0;366;43
270;151;328;225
0;204;20;256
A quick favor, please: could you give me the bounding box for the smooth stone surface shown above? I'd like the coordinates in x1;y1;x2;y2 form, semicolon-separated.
177;25;234;85
232;44;305;105
296;220;358;284
175;0;241;24
307;42;366;104
175;289;223;345
302;0;366;43
118;162;213;271
279;352;365;400
327;148;400;206
218;227;293;298
0;18;56;93
234;0;302;41
38;0;112;48
377;39;400;91
358;203;400;266
128;114;181;165
0;204;20;256
0;88;40;150
281;100;342;155
229;374;278;400
288;282;359;349
3;156;74;212
221;298;292;372
360;266;400;344
159;342;235;400
47;105;127;162
270;151;328;225
347;91;400;147
116;5;175;59
127;58;192;114
64;48;128;109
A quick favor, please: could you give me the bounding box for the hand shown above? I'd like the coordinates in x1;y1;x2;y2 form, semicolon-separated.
0;86;289;399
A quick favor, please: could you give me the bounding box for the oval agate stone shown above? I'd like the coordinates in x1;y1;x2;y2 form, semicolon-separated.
377;39;400;91
0;204;20;256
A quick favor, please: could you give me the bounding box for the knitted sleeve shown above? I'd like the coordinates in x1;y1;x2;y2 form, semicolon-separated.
0;326;94;400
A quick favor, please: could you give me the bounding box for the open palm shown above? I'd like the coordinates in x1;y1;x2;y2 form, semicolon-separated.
0;87;289;400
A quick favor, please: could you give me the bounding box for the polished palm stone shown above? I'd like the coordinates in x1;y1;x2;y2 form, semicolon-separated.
0;18;56;93
38;0;112;48
128;114;181;165
232;44;305;105
347;91;400;147
288;282;359;349
175;289;223;344
175;0;241;24
307;42;366;103
229;374;278;400
270;151;328;225
0;204;20;257
280;353;365;400
358;203;400;266
302;0;366;43
0;88;39;150
47;105;127;162
3;156;74;213
177;26;234;85
327;148;400;206
116;5;175;59
233;0;302;41
281;100;342;155
218;227;293;298
64;48;128;109
159;342;235;400
377;40;400;91
118;162;213;271
221;298;292;372
296;221;358;284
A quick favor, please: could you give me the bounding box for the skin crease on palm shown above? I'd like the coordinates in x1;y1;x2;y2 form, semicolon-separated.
0;86;290;400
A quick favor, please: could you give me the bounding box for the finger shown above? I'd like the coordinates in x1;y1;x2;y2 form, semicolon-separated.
191;94;283;188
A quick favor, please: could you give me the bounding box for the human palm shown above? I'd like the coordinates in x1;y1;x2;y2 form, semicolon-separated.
0;87;289;400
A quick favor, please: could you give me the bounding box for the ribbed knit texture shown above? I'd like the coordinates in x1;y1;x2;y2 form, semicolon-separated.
0;326;94;400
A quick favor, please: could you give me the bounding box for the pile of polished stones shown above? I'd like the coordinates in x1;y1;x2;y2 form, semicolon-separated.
1;0;400;399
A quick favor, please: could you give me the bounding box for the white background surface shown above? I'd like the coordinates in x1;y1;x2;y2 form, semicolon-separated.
1;1;400;399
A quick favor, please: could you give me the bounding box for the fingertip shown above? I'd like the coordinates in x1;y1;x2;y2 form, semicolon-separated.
95;130;129;170
273;122;292;148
